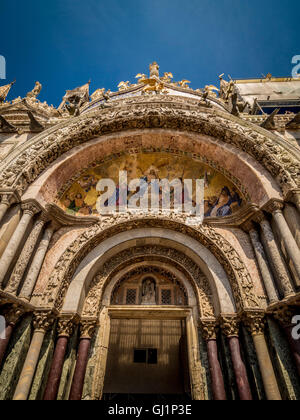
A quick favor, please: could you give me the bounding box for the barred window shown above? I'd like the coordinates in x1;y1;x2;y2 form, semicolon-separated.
161;288;172;305
125;288;137;305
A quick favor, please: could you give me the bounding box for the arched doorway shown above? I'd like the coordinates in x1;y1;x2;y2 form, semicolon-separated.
102;266;192;401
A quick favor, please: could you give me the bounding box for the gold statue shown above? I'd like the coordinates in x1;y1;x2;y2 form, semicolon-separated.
204;85;219;98
135;73;147;84
161;72;174;83
118;81;131;91
177;80;191;88
149;62;160;78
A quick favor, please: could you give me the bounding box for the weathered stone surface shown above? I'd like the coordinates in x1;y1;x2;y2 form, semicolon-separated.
0;315;32;400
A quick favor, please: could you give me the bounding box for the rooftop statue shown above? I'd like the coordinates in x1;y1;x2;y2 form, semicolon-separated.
58;81;91;116
149;61;160;78
26;81;42;99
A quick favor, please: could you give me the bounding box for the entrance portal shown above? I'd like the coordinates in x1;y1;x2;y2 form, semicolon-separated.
103;319;190;399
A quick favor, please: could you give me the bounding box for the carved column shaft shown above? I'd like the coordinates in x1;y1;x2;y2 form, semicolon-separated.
243;312;281;400
271;206;300;281
43;318;76;401
0;203;40;288
5;216;47;294
220;316;253;401
69;320;96;401
13;311;54;400
259;217;294;297
19;225;54;300
248;227;278;303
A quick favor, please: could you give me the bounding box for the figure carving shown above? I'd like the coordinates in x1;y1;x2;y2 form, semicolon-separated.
141;277;156;305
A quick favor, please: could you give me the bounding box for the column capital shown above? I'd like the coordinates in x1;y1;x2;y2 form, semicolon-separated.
242;310;266;336
252;211;266;225
0;190;20;205
57;315;79;338
21;201;42;216
285;189;300;208
5;304;26;326
263;199;284;215
219;314;240;337
33;311;56;333
241;219;256;233
80;319;97;339
199;318;218;340
272;305;296;328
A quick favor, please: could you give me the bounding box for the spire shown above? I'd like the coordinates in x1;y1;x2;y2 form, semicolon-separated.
0;80;16;103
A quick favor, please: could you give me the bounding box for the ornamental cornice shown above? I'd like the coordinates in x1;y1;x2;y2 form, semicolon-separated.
0;98;299;198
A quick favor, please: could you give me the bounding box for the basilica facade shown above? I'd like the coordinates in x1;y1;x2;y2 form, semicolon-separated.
0;63;299;400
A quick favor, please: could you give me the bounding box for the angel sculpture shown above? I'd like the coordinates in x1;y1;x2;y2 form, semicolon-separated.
204;85;219;98
178;80;191;88
135;73;147;84
118;81;131;91
161;72;174;83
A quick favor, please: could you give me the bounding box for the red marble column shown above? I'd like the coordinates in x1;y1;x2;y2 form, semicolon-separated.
69;320;96;401
207;339;227;400
43;318;76;400
220;315;253;401
228;337;253;401
0;305;24;368
43;336;68;400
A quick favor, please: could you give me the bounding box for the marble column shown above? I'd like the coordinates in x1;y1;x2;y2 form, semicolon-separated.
274;306;300;377
13;311;54;400
243;311;281;400
220;315;253;401
0;202;40;288
0;305;25;368
256;214;295;298
43;317;76;401
244;221;278;304
5;215;48;294
268;201;300;281
200;320;226;400
0;194;13;225
69;320;96;401
19;225;54;300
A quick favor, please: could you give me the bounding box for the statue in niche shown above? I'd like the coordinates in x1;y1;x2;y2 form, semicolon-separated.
141;278;156;305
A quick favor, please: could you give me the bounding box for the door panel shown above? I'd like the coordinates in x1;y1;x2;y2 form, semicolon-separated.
103;319;186;395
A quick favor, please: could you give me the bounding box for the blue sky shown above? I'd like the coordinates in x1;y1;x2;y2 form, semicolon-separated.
1;0;299;106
